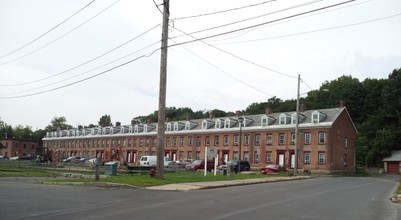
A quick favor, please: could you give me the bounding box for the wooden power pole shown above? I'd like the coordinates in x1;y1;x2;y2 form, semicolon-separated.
156;0;170;179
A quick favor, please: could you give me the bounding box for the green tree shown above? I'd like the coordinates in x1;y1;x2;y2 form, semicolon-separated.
46;116;70;131
98;115;112;127
13;125;33;140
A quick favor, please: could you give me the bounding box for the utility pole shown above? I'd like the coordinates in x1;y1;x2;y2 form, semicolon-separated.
294;74;300;176
156;0;170;179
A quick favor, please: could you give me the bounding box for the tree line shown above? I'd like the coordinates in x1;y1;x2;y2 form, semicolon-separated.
1;67;400;167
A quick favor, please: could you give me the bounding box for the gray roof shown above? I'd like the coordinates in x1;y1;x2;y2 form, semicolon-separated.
383;150;401;162
43;107;352;140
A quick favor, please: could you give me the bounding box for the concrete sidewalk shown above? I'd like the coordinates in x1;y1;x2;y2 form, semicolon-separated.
145;175;311;191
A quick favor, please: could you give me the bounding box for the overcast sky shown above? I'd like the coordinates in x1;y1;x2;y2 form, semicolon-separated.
0;0;400;130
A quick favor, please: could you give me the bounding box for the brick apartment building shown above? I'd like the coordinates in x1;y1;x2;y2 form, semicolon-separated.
0;138;40;159
42;102;357;173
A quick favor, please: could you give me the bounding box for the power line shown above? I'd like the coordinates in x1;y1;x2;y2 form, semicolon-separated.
0;0;96;59
170;38;275;98
214;12;401;45
0;0;121;65
169;0;356;48
0;41;161;96
172;0;277;21
0;49;160;99
0;24;161;87
170;0;323;40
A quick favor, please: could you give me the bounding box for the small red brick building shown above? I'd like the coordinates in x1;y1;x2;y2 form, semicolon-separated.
0;138;39;159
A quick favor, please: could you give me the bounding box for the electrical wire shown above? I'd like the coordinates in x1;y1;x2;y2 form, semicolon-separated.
169;0;356;47
169;38;275;98
214;12;401;45
0;40;161;96
0;49;160;99
170;0;323;40
172;0;277;21
0;0;96;59
0;0;121;65
0;24;161;87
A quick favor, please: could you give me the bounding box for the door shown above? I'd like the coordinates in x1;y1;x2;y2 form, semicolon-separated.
387;162;400;174
278;153;284;166
290;153;295;168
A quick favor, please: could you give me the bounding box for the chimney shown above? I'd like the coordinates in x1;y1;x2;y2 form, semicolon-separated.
236;110;242;117
209;111;215;119
265;107;273;115
147;118;153;124
115;122;121;127
186;114;192;121
299;103;307;112
340;100;345;108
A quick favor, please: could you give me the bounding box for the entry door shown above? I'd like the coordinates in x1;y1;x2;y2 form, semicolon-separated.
290;154;295;168
278;154;284;166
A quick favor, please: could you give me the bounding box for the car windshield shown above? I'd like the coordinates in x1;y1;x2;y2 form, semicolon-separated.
227;160;238;165
192;160;202;164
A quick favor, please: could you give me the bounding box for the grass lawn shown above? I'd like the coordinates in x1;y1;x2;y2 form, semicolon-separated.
0;164;293;187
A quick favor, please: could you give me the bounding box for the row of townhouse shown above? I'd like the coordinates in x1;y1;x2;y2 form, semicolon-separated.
42;101;357;173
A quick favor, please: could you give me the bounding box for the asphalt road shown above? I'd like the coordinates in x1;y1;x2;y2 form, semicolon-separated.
1;176;400;220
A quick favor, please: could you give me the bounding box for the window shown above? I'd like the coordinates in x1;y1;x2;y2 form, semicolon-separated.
202;120;208;130
279;114;287;125
291;133;296;145
261;116;268;127
166;123;172;131
266;152;272;163
223;136;229;146
266;134;273;145
255;134;260;145
304;152;311;164
188;137;193;146
214;136;219;146
187;151;192;160
205;136;210;146
224;119;231;128
166;138;170;146
180;137;184;146
185;121;191;130
312;111;319;123
233;152;239;160
215;120;221;129
243;152;249;161
304;133;311;144
344;137;348;149
254;151;259;163
172;137;177;146
196;152;201;160
318;152;325;164
197;136;201;147
279;133;285;145
179;151;184;160
244;135;250;145
233;135;239;145
318;132;326;144
344;153;348;165
291;113;297;124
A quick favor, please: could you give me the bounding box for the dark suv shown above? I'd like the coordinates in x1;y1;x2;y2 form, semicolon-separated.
227;160;251;173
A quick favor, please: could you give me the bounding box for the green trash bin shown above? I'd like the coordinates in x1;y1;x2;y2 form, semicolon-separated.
104;161;117;176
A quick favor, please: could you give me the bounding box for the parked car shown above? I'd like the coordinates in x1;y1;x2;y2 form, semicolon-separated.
9;156;19;160
63;156;82;163
185;160;214;171
224;160;251;173
0;155;9;160
260;164;287;174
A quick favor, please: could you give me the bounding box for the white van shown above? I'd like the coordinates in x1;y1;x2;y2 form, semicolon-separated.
139;156;173;166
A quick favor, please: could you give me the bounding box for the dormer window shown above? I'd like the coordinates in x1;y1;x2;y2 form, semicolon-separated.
279;114;290;125
312;111;319;123
215;119;222;129
202;120;208;130
185;121;191;130
224;118;231;128
143;125;148;133
291;113;297;124
166;123;172;131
